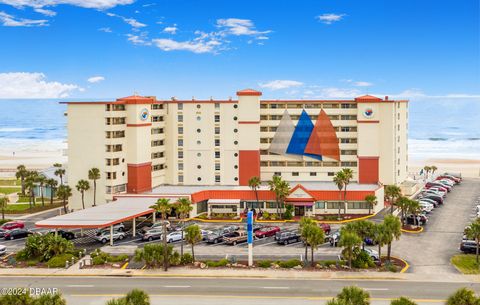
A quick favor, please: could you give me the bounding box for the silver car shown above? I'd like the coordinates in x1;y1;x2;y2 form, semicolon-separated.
94;230;126;244
0;245;6;256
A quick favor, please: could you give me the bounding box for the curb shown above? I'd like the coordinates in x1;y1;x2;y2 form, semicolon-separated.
390;256;410;273
401;226;424;234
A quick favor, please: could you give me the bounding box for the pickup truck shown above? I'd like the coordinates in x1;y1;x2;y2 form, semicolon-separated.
223;230;248;245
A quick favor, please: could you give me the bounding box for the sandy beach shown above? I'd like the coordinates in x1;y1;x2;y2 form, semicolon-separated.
409;158;480;179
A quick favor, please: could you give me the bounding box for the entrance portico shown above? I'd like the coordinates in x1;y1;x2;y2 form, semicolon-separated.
285;185;316;217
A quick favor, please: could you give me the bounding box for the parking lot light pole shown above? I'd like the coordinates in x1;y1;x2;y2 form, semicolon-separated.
110;225;113;246
132;218;136;237
152;212;156;222
54;228;58;237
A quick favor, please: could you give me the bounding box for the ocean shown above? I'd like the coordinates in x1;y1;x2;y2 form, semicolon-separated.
0;98;479;160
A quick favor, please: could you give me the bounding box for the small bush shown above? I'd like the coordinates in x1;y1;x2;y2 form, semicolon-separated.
181;253;193;264
257;260;272;268
352;251;375;269
106;254;129;263
206;259;229;267
277;259;302;269
26;259;39;267
47;254;75;268
384;261;398;272
92;256;106;265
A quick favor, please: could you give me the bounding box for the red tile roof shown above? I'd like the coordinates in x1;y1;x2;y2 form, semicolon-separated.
237;89;262;96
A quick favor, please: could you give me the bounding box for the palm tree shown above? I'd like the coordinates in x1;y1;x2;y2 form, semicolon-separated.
56;185;72;214
0;195;8;220
384;214;402;261
385;185;402;214
333;171;345;219
176;198;193;256
306;225;325;267
54;167;65;186
299;217;316;263
339;230;362;268
46;178;58;205
344;220;375;250
336;286;370;305
37;175;46;207
430;165;437;177
88;168;100;207
341;168;353;215
268;175;290;218
446;288;479;305
373;223;388;261
106;289;150;305
423;165;431;180
407;200;421;227
150;198;172;271
465;218;480;264
395;196;410;226
364;194;377;215
24;173;38;210
184;224;202;263
390;297;418;305
75;180;90;210
248;176;261;211
15;164;28;195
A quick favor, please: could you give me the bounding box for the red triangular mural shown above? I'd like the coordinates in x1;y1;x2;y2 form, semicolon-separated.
304;109;340;161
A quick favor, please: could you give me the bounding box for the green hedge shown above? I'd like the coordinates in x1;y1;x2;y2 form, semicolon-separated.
277;259;302;268
206;259;229;267
47;254;76;268
257;260;273;268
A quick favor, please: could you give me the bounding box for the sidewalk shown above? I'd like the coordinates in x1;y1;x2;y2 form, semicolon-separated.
0;266;478;283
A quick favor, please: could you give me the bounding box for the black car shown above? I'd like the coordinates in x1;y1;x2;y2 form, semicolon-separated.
275;231;300;245
205;231;236;244
403;214;427;226
49;230;75;240
4;228;32;240
460;240;477;254
0;229;7;238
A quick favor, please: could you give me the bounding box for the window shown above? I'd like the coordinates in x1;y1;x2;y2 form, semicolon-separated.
234;128;238;133
234;153;238;157
197;152;201;157
215;139;220;146
197;140;201;145
341;150;357;155
152;152;164;159
105;117;125;125
106;184;126;194
151;104;163;110
106;172;117;180
341;161;357;167
106;144;122;152
274;172;281;176
197;104;201;109
234;177;238;181
310;172;317;176
215;103;220;109
178;103;183;110
106;158;120;166
151;116;163;122
152;164;164;171
197;116;201;121
178;127;183;134
292;172;299;176
215;127;220;134
151;128;163;134
215;151;220;158
214;115;220;123
341;115;357;120
340;138;357;144
197;165;201;169
327;202;342;209
197;128;201;133
178;163;184;170
151;140;164;147
106;131;125;139
178;151;183;159
215;175;220;183
327;172;334;176
178;139;183;146
215;163;220;170
315;201;325;209
234;165;238;169
347;202;370;209
178;175;183;183
197;177;202;181
177;115;183;122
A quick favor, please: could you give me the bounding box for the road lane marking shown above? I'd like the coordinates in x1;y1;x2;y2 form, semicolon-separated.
262;286;290;289
363;288;389;291
163;285;191;288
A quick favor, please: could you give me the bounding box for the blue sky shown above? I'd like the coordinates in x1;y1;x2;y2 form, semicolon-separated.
0;0;478;100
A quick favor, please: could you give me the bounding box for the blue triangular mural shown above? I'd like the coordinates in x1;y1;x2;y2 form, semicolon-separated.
286;110;322;160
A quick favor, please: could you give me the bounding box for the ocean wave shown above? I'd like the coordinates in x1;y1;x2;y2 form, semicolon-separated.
0;127;34;132
428;137;448;141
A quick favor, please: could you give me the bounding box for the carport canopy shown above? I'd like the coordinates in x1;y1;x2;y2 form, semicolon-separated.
35;196;164;229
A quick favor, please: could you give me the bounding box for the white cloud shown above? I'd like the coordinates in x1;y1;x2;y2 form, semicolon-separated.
163;26;177;34
317;87;361;98
353;81;373;87
259;80;304;90
34;8;56;16
316;13;346;24
389;89;480;99
0;72;81;98
126;32;150;45
0;11;47;26
87;76;105;83
99;27;112;32
152;38;216;54
0;0;135;10
106;12;146;28
217;18;270;36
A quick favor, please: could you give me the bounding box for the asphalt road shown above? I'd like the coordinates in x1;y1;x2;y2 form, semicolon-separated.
0;276;478;305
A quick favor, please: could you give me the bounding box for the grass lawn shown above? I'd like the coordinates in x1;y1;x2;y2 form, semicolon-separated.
17;196;31;203
4;203;63;214
0;179;21;186
0;186;21;195
451;254;480;274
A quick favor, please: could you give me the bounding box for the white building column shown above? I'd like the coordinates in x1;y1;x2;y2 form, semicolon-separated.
132;217;136;237
110;225;114;246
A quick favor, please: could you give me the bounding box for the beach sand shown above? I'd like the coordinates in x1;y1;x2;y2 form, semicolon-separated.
409;158;480;179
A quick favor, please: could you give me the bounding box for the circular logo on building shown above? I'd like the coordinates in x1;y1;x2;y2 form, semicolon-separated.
363;107;374;118
140;108;149;121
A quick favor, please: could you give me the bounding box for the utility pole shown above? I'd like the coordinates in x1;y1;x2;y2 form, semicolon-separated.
163;218;168;271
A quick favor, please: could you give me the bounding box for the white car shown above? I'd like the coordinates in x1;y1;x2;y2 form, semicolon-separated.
419;203;433;213
428;188;447;196
0;245;6;256
166;231;184;243
94;230;126;244
363;248;380;261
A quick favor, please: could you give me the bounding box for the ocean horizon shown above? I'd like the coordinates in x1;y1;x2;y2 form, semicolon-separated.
0;98;479;161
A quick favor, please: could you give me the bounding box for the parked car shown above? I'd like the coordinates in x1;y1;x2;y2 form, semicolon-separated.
200;229;212;240
363;248;380;261
0;229;7;238
141;228;163;241
223;231;248;245
437;179;454;187
329;231;341;247
1;221;25;231
205;230;230;244
444;172;462;180
94;230;126;244
422;189;446;198
460;240;477;254
426;185;448;193
419;202;434;213
426;182;452;192
97;223;125;235
419;198;439;208
166;231;184;243
255;226;280;238
0;245;6;256
4;228;32;240
364;237;377;246
222;225;240;234
48;229;76;240
141;221;170;234
252;224;264;232
403;214;428;226
439;175;461;184
427;187;447;197
319;223;331;234
275;231;301;245
418;194;443;205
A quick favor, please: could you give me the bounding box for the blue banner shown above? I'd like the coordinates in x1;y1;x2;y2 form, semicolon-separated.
247;211;253;244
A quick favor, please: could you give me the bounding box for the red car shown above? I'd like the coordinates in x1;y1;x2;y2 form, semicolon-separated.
255;226;280;238
1;221;24;231
319;223;331;234
437;176;461;184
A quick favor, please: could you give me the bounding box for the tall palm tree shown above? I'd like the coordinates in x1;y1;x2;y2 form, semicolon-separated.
430;165;438;177
384;214;402;261
75;180;90;210
306;225;324;267
88;168;100;207
407;200;421;227
395;196;410;226
37;175;46;207
373;223;388;261
46;178;58;205
341;168;353;215
299;217;316;263
57;184;72;214
268;175;290;217
0;195;8;220
465;218;480;264
54;167;66;186
385;185;402;214
176;198;193;256
150;198;172;271
423;165;431;180
333;171;345;218
15;164;28;195
24;171;38;210
184;224;202;263
339;230;362;268
364;194;377;215
248;176;261;211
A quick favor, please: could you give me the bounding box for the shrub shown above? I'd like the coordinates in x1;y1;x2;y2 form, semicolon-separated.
257;260;272;268
320;260;346;267
352;251;375;269
47;254;76;268
21;234;74;262
107;254;129;263
206;259;229;267
262;211;270;220
277;259;302;268
134;243;179;268
92;256;106;265
181;253;193;264
0;219;12;226
283;205;294;220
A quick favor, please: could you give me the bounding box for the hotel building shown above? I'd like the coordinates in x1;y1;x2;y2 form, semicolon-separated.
63;89;408;217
